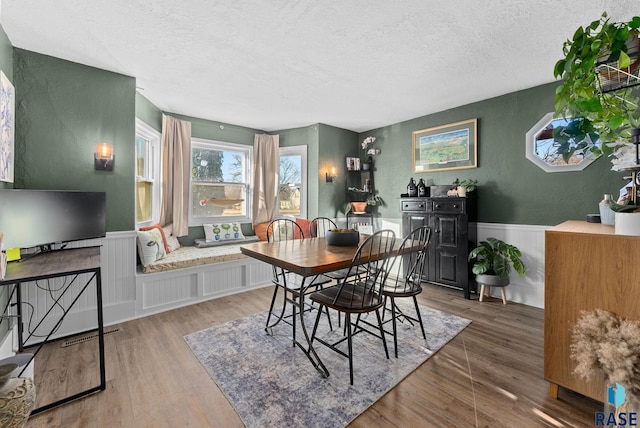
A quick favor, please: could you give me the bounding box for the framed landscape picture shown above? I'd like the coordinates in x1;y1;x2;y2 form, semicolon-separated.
412;118;477;173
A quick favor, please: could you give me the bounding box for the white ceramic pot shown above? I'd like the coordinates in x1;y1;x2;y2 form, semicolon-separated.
614;212;640;236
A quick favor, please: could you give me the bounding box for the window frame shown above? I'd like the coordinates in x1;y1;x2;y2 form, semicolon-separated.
135;118;162;228
276;145;307;219
189;138;253;226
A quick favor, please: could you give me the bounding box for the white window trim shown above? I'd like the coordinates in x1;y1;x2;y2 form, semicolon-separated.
135;118;161;228
277;145;307;219
189;138;253;226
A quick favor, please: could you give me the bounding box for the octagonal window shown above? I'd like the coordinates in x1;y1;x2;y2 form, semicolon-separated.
525;112;600;172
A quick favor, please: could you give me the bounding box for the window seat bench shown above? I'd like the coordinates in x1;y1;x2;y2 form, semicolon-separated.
139;237;259;274
134;236;272;316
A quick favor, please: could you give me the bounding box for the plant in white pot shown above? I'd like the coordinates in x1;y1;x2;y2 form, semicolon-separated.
452;178;477;197
468;237;526;304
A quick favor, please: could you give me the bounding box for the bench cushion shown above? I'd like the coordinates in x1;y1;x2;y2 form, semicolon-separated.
141;243;251;274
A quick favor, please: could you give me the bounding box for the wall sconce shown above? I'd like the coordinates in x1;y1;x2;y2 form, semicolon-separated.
325;167;337;183
94;143;114;171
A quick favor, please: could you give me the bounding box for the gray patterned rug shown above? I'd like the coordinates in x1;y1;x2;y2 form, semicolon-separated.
184;301;470;428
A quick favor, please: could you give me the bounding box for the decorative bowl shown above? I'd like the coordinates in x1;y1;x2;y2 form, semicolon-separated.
325;230;360;246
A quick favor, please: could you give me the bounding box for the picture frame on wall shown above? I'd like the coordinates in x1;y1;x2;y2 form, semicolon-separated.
412;118;477;173
0;71;15;183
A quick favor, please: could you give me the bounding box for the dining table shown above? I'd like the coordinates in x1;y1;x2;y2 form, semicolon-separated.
240;234;415;378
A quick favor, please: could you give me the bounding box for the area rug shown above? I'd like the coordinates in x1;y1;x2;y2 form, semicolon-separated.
184;301;470;428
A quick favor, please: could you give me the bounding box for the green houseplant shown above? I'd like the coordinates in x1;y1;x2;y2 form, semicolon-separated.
452;178;477;197
553;12;640;163
366;195;383;207
468;237;526;280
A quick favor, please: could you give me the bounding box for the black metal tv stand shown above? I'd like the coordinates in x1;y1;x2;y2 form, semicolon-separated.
0;246;105;415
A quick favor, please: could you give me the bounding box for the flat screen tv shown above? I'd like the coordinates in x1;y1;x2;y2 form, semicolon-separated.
0;189;106;251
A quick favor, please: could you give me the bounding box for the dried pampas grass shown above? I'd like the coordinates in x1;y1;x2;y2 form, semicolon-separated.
571;309;640;398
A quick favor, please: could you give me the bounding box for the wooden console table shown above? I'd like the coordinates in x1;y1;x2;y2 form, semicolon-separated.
0;246;105;415
544;221;640;402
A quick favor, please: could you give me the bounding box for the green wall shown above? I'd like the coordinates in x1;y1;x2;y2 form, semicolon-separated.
135;92;162;131
14;49;136;232
357;82;622;226
14;39;610;231
0;24;13;191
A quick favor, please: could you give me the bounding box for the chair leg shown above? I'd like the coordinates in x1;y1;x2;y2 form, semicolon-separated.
390;298;398;358
412;295;427;341
375;309;389;359
292;290;297;346
346;313;354;385
324;306;333;331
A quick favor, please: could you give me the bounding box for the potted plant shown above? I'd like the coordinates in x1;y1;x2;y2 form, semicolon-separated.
452;178;478;197
468;237;526;290
365;195;383;213
553;12;640;163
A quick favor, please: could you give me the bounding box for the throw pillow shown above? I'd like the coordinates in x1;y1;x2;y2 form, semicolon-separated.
162;224;181;252
295;218;312;239
253;222;269;241
139;223;169;253
136;229;167;266
203;222;246;242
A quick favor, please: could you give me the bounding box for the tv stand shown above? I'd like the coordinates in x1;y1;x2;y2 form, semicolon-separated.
0;246;105;414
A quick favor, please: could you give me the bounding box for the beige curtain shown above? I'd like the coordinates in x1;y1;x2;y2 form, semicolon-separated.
160;114;192;236
252;134;279;225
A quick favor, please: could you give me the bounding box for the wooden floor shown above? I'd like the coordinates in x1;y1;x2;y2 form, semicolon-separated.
24;284;601;428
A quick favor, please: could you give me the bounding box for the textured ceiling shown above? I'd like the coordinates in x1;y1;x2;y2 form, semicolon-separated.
1;1;637;132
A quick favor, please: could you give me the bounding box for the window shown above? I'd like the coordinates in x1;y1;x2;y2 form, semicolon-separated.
135;119;161;226
277;145;307;218
525;112;600;173
190;139;252;225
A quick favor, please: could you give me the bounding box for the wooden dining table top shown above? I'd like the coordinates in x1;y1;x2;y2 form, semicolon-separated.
240;236;413;277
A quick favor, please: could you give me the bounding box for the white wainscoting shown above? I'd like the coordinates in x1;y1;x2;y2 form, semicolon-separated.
15;221;548;347
474;222;549;308
373;218;548;308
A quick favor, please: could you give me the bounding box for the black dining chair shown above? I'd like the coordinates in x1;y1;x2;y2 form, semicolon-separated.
264;218;333;338
308;229;396;385
380;225;431;358
309;217;338;238
309;217;354;283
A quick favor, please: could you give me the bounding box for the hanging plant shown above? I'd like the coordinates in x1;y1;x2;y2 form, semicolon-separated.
553;12;640;163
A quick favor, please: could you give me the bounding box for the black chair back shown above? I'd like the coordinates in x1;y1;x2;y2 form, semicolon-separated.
334;229;396;310
386;225;431;294
266;218;303;242
309;217;338;238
